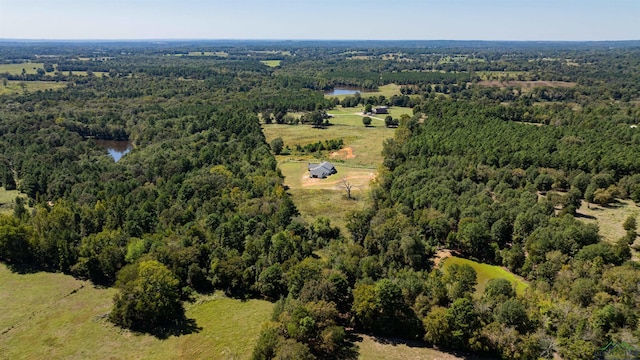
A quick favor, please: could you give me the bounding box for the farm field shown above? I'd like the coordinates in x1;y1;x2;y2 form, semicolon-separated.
0;80;66;95
440;256;529;296
0;62;45;75
0;263;273;360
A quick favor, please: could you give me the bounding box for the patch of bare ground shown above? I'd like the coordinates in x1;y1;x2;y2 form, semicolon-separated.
330;146;356;160
433;249;454;268
301;172;376;189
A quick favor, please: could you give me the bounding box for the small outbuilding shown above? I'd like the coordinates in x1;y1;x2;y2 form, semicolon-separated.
308;161;337;178
373;106;389;114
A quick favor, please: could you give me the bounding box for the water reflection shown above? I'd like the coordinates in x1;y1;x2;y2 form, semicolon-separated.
95;139;132;162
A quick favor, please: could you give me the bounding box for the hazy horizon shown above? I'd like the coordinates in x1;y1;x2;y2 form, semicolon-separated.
1;0;639;41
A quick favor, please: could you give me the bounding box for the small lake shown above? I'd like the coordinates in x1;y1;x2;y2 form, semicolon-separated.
95;139;133;162
324;87;375;96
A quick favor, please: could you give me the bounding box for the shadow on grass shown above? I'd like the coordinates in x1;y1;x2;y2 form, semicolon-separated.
575;212;597;220
5;262;44;274
334;332;361;360
146;316;202;339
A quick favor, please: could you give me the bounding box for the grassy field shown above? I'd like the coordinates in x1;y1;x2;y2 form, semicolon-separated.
0;80;66;95
0;63;45;75
441;256;529;296
357;334;470;360
260;60;281;67
576;199;639;243
576;199;640;260
0;264;273;360
263;109;397;168
0;187;28;215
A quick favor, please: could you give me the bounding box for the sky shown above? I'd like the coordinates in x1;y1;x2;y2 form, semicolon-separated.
0;0;639;41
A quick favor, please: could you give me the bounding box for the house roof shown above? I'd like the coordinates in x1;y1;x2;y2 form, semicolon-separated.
308;161;336;178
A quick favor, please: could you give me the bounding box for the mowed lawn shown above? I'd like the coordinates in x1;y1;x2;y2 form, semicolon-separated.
0;264;273;360
441;256;529;296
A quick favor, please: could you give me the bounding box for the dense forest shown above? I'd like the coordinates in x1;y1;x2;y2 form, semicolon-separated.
0;40;639;359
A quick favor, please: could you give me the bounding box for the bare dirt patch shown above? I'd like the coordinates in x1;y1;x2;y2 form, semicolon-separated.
330;146;356;159
301;172;376;189
433;249;454;268
477;80;576;89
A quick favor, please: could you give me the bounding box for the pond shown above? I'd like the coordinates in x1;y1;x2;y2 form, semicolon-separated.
324;87;375;96
95;139;133;162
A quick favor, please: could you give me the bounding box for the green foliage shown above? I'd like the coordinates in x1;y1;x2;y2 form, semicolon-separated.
109;260;186;334
362;116;372;126
352;279;423;338
494;299;529;331
271;137;284;155
484;278;515;300
443;263;477;300
0;214;34;265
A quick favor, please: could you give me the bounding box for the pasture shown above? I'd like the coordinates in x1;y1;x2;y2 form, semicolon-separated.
262;110;396;168
0;263;273;360
576;199;639;259
440;256;529;296
0;80;66;95
0;63;44;75
260;60;281;67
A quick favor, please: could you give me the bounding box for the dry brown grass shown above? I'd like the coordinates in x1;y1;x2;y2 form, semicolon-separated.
356;334;470;360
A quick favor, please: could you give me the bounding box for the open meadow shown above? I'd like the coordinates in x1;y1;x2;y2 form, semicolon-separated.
440;256;529;296
0;63;45;75
0;80;66;95
0;264;273;360
576;199;640;259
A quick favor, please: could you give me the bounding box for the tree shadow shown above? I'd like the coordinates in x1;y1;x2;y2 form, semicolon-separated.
147;316;202;339
333;332;362;360
574;212;597;220
5;262;44;274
